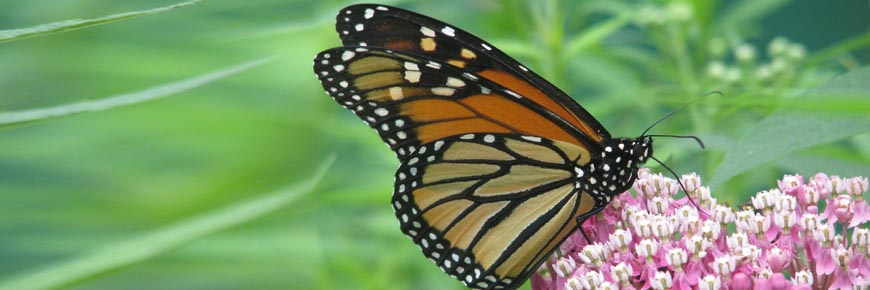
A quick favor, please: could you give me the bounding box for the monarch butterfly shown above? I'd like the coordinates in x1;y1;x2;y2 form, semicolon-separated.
313;4;654;290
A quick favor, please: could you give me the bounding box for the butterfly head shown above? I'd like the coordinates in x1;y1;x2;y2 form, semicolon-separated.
587;136;653;199
633;135;654;165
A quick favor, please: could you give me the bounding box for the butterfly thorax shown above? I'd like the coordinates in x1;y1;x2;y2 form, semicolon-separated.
575;136;652;203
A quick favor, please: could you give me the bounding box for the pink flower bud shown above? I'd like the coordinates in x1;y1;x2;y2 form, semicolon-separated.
810;173;832;197
713;205;734;224
813;224;836;246
727;232;750;251
731;272;752;290
580;271;604;289
832;246;852;267
648;196;670;214
794;270;813;285
666;248;688;269
636;239;659;260
853;228;870;249
833;194;855;224
564;277;582;290
579;243;607;266
797;186;819;206
778;174;804;194
634;216;654;238
599;282;617;290
676;205;699;221
611;262;632;282
747;213;771;236
685;235;710;258
774;195;797;212
701;220;722;240
697;186;713;203
555;257;576;277
608;229;632;252
713;255;735;275
847;177;869;196
766;247;791;272
698;275;721;290
634;178;656;198
831;175;845;194
653;217;674;239
768;273;788;290
651;271;673;290
682;172;701;193
752;277;771;290
800;214;820;232
773;210;796;230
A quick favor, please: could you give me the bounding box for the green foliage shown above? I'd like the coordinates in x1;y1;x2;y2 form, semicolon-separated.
0;0;866;289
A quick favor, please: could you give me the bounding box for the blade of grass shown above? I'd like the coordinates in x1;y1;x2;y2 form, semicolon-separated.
0;0;202;43
0;155;336;290
564;13;632;58
803;34;870;67
0;55;279;129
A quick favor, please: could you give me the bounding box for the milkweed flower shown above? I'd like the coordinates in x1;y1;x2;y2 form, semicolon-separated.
532;172;870;290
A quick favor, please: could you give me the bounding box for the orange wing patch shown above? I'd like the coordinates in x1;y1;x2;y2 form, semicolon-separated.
478;69;602;142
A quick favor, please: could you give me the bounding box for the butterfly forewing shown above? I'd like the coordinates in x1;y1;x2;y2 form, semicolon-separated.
392;133;598;289
314;48;593;152
335;4;610;147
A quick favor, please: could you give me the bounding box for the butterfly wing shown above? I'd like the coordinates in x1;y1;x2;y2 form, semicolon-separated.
313;4;618;290
335;4;611;147
390;133;602;290
315;48;592;156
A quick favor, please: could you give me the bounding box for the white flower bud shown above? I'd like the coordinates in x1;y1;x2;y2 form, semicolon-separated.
735;43;757;61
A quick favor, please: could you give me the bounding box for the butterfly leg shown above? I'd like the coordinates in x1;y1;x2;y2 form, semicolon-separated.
575;216;592;244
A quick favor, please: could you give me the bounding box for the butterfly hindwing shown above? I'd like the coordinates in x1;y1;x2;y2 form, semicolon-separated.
335;4;610;146
392;133;600;290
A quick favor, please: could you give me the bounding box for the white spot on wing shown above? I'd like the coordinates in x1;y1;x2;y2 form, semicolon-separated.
405;71;421;83
355;23;364;31
341;51;355;61
374;108;389;116
431;87;456;96
446;77;465;87
364;8;374;19
441;26;455;36
522;136;542;142
389;86;404;100
420;27;436;37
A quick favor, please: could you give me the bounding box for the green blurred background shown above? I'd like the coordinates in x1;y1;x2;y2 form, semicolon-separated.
0;0;867;289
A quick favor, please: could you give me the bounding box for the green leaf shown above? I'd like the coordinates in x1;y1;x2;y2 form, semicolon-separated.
0;0;202;43
711;67;870;188
0;56;278;128
0;155;335;290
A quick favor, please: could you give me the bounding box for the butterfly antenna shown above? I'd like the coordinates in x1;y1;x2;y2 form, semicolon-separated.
645;134;705;149
640;91;723;137
649;156;710;217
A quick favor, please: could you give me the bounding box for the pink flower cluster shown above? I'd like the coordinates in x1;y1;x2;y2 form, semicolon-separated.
531;169;870;290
